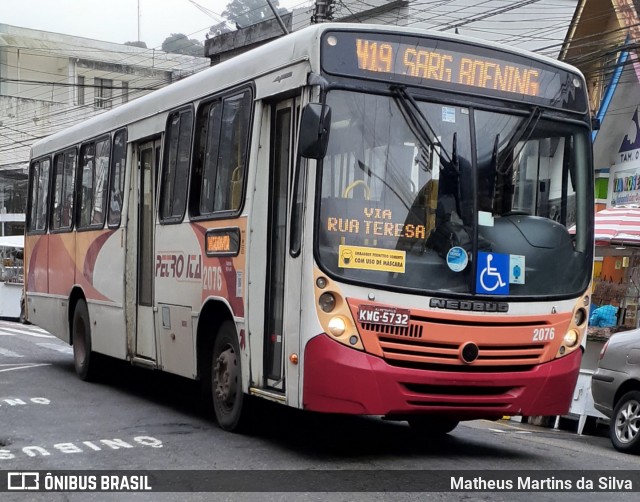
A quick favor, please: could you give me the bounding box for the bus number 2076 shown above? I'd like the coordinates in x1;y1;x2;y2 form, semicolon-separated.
203;266;223;292
532;327;555;341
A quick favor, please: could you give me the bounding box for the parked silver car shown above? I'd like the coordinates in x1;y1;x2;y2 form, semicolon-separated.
592;329;640;454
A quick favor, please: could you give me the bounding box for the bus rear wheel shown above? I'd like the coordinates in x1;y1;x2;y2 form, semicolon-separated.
408;417;459;435
72;299;100;381
210;321;247;431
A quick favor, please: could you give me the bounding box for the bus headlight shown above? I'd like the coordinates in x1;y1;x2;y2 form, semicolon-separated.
563;329;579;348
319;292;336;312
328;316;346;336
574;308;587;326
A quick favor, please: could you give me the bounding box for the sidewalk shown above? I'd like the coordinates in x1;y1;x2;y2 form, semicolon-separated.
504;415;610;437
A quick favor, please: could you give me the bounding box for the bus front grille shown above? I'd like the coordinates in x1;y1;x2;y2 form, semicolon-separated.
359;322;423;338
357;317;549;369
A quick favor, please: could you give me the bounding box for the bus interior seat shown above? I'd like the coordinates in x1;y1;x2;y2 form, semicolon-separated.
231;166;243;210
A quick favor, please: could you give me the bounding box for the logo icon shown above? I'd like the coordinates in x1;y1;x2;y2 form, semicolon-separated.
446;246;468;272
620;108;640;153
7;472;40;491
509;254;525;285
476;252;509;295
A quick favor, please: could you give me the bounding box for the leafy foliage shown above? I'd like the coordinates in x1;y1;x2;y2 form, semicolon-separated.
210;21;232;37
161;33;204;56
222;0;288;28
124;41;148;48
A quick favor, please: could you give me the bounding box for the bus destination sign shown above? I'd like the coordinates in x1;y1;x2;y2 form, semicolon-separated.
205;227;241;257
355;38;541;97
321;31;586;112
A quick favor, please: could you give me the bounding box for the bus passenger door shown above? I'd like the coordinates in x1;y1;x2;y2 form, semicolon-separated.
135;139;161;360
264;97;301;391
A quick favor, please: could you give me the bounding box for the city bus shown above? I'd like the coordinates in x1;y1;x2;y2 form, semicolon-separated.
24;23;594;433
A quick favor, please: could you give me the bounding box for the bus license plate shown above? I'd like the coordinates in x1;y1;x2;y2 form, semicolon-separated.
358;305;410;326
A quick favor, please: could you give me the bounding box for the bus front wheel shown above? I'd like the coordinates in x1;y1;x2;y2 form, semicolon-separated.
210;321;247;431
408;417;459;435
72;299;99;381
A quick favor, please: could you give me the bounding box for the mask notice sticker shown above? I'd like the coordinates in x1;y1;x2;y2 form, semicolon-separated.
339;245;406;273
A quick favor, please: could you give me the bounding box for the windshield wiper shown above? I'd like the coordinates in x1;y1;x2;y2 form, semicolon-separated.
496;106;542;175
391;85;455;169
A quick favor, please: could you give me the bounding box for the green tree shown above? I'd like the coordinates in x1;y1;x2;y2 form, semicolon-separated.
124;41;148;48
222;0;288;28
161;33;204;57
209;21;232;37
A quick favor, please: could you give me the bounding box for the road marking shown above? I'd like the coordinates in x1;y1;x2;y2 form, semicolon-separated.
36;343;72;354
0;436;163;461
0;348;23;358
0;363;51;373
489;428;531;434
0;327;54;338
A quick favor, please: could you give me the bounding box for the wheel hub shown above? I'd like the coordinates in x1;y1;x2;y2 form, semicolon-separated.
214;347;237;407
615;399;640;444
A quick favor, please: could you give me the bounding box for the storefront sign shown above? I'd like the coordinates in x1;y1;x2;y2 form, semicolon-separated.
608;108;640;206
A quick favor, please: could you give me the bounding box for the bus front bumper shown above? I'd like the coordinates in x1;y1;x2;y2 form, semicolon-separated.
303;333;581;418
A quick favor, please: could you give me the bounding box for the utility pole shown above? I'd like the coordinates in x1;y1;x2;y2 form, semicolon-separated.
311;0;334;24
137;0;141;42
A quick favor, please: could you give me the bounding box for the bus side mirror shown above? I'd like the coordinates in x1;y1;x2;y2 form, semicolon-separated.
299;103;331;159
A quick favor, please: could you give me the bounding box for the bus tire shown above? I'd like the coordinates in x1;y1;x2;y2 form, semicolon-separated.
610;391;640;454
408;417;459;435
72;299;99;382
210;321;247;431
19;296;28;324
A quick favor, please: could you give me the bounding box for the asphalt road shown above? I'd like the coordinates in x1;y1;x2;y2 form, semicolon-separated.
1;319;639;501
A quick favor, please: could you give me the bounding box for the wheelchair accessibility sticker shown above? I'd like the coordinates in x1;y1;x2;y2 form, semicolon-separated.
476;252;509;295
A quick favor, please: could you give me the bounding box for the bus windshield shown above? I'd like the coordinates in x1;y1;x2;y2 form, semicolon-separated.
316;89;593;298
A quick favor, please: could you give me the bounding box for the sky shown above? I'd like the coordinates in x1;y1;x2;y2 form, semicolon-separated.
1;0;312;50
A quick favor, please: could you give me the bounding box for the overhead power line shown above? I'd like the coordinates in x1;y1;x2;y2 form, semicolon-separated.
1;0;635;160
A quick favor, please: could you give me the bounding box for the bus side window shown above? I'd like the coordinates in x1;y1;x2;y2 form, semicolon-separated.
51;154;64;230
27;158;51;233
78;142;95;229
78;136;110;229
191;88;252;218
50;149;76;231
160;108;193;222
62;151;77;229
215;91;251;212
108;129;127;228
93;138;110;225
199;100;222;215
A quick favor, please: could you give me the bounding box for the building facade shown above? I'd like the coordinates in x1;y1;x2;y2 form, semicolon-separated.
560;0;640;324
0;24;209;234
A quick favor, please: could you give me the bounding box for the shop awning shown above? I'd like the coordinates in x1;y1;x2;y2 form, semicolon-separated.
0;235;24;249
593;207;640;246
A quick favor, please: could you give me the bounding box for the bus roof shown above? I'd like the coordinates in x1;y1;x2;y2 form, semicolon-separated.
30;22;583;158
